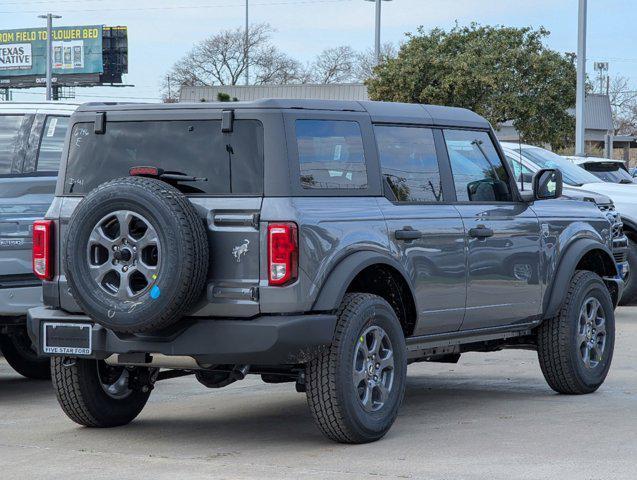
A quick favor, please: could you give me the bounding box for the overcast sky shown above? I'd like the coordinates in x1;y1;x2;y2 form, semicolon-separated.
2;0;636;102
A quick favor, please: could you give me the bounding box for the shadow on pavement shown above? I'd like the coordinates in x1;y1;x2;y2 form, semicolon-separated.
46;374;559;449
0;375;53;402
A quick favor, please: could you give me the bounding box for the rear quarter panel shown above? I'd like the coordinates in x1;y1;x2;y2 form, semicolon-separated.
258;197;389;314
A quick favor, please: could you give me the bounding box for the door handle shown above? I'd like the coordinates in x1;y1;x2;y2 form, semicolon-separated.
468;225;494;239
395;227;422;241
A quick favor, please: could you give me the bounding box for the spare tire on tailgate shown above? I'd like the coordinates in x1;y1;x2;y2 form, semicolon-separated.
64;176;209;333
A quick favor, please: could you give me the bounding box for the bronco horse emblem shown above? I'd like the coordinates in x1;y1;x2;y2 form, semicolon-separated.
232;239;250;262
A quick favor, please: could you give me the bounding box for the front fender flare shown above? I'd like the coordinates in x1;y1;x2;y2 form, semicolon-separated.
544;238;618;318
312;251;414;312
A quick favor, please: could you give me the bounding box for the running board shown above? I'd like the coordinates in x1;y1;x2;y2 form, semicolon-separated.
405;323;538;359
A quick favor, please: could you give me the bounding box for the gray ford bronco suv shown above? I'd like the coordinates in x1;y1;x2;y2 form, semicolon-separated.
28;100;622;443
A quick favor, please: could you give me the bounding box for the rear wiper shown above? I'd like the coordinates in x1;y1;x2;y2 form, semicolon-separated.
619;179;633;184
129;166;207;183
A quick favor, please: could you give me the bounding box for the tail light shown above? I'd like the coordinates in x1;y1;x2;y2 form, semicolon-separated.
268;222;298;286
33;220;54;281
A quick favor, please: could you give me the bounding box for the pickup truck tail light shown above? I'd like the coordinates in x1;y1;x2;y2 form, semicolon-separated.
33;220;54;281
268;222;298;286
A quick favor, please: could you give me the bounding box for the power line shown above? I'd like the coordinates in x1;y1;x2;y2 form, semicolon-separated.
0;0;353;14
590;57;637;64
13;90;162;100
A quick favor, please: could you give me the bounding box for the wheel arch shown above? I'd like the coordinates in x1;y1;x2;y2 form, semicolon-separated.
312;251;417;337
544;238;619;318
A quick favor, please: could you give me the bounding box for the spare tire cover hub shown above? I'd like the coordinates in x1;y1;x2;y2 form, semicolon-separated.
87;210;161;300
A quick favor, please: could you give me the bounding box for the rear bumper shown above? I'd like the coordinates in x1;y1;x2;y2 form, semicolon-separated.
0;286;42;316
27;307;337;365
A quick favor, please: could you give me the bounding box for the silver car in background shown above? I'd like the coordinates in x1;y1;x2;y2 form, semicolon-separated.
501;142;635;304
0;102;77;379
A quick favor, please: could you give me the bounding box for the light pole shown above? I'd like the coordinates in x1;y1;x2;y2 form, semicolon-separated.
38;13;62;101
365;0;392;65
575;0;587;157
245;0;249;85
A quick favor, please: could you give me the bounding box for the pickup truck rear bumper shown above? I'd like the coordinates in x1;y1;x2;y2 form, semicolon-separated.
0;286;42;317
27;307;337;366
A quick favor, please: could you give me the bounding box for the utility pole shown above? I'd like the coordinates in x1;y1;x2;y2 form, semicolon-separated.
575;0;587;157
245;0;249;86
38;13;62;101
365;0;392;65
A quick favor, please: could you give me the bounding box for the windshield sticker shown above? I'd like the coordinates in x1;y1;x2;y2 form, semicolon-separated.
46;117;58;137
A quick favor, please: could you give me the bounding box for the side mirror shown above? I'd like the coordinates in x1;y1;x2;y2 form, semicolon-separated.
533;168;563;200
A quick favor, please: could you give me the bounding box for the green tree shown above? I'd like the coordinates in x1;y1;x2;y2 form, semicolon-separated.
366;24;576;149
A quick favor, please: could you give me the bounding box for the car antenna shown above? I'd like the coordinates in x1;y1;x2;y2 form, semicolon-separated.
517;136;525;192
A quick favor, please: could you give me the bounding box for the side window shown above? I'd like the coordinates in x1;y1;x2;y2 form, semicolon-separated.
37;116;70;172
295;120;368;190
375;125;442;202
0;115;25;174
444;129;512;202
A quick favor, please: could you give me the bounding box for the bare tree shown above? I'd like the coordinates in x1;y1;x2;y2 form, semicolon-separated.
162;31;396;101
310;46;357;84
609;75;637;135
354;42;397;82
161;23;304;101
253;46;307;84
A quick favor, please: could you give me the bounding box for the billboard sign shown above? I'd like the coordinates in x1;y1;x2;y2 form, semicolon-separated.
0;25;103;78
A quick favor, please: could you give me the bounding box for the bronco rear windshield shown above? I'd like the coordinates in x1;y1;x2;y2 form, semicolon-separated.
63;119;263;195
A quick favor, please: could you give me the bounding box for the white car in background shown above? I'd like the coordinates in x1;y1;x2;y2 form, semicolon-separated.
563;156;636;184
500;142;637;304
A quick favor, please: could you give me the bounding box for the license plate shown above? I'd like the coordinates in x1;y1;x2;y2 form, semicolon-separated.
43;322;92;355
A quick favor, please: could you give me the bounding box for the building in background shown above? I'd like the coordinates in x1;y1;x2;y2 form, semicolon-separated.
496;93;616;157
179;83;369;102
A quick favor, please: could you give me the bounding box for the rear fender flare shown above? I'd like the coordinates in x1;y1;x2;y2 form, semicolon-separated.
312;251;415;312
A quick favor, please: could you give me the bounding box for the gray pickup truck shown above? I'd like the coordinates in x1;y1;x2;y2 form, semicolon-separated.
28;100;622;443
0;102;76;379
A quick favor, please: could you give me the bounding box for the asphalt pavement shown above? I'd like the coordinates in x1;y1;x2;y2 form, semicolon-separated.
2;308;636;479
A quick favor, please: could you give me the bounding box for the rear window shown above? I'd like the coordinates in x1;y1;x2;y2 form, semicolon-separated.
64;120;263;195
37;116;70;172
582;162;635;184
295;120;368;190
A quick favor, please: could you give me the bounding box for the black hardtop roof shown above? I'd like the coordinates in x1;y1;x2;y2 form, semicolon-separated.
75;99;490;128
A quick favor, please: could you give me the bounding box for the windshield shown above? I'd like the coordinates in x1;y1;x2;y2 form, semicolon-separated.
582;162;636;184
520;147;602;186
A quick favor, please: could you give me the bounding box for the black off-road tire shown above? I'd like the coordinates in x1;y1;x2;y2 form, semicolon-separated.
51;357;151;427
537;270;615;395
306;293;407;444
64;176;209;333
0;330;50;380
619;239;637;305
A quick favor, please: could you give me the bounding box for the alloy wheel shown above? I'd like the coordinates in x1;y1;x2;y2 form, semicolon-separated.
577;297;607;369
353;325;395;412
87;210;160;299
